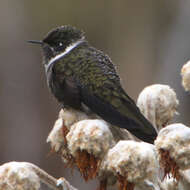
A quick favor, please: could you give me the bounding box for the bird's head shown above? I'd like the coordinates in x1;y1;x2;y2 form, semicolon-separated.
28;25;85;63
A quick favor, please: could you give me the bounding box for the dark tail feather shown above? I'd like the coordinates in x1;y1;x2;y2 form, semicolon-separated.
81;88;158;144
124;117;157;144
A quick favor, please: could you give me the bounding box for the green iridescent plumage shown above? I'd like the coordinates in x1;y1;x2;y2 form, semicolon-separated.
30;25;157;144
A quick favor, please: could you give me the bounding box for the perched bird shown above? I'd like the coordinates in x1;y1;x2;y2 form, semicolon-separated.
28;25;157;144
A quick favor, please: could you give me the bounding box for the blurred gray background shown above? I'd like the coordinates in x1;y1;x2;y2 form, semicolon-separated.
0;0;190;189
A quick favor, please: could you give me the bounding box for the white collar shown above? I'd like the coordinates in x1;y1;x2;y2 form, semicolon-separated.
45;40;84;72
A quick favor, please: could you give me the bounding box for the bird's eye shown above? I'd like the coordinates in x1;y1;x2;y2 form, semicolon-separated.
59;42;63;47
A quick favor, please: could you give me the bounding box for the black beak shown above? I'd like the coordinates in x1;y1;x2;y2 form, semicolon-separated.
27;40;43;45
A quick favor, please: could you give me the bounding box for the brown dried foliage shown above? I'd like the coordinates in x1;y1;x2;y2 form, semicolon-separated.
75;150;100;181
117;174;135;190
60;121;75;168
159;148;180;181
97;179;107;190
62;121;69;145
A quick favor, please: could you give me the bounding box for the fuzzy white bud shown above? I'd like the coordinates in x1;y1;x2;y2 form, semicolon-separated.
0;162;40;190
47;118;64;152
59;108;92;128
47;108;95;163
155;123;190;170
66;119;115;157
181;60;190;91
137;84;178;131
106;140;158;183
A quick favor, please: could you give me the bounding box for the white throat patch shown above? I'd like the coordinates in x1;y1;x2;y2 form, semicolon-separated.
45;40;84;73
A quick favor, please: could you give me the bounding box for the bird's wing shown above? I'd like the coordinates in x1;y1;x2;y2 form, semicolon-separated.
77;49;157;143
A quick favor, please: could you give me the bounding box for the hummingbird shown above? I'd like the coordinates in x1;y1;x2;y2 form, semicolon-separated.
28;25;157;144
